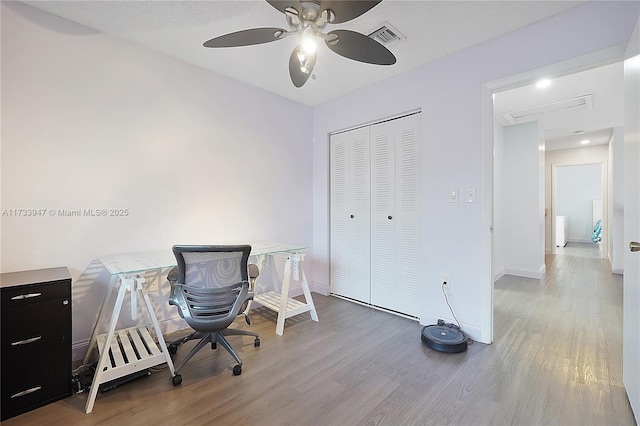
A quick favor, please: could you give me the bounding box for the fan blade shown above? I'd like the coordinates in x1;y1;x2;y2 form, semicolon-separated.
320;0;381;24
289;45;316;88
266;0;301;15
204;28;287;48
325;30;396;65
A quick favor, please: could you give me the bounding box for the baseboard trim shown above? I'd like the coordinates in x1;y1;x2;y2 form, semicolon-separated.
504;264;546;279
494;267;506;282
310;281;330;296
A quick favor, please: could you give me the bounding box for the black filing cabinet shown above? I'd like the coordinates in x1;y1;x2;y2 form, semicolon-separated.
1;267;72;421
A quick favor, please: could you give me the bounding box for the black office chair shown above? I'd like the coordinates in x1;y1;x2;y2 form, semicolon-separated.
166;245;260;386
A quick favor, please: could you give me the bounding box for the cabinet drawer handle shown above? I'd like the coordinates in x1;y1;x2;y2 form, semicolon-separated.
11;386;42;399
11;336;42;346
11;292;42;300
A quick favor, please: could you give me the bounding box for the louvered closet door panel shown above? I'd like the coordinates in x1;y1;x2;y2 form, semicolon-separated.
330;127;371;303
393;114;421;316
330;132;350;297
370;121;396;308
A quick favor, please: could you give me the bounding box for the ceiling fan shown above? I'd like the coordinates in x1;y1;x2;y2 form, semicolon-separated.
203;0;396;88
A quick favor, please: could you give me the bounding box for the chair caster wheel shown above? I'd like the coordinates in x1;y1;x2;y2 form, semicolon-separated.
232;365;242;376
172;374;182;386
168;345;177;355
254;338;260;347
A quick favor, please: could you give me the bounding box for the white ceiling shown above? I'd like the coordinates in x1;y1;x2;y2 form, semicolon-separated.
22;0;619;151
494;61;624;151
23;0;585;106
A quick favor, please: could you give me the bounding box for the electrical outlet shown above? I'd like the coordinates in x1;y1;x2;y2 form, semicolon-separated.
147;277;159;292
442;273;450;288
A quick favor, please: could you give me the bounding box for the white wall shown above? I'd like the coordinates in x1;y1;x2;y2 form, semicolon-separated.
1;2;314;360
609;126;625;273
557;163;603;242
312;1;639;344
502;122;546;278
545;145;609;255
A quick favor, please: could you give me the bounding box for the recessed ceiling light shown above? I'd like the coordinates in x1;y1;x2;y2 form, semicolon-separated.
536;79;552;89
581;139;590;145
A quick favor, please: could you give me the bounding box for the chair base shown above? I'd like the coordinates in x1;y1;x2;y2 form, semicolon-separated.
168;327;260;384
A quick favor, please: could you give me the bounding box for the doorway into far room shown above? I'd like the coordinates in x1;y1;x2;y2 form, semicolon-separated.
554;162;605;259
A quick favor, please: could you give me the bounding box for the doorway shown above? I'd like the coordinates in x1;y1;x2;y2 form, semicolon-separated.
484;53;626;344
553;162;606;259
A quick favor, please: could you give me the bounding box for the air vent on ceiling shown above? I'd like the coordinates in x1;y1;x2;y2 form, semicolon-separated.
368;21;405;46
501;94;593;124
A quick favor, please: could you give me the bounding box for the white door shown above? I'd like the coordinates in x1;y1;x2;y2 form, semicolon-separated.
370;114;421;315
393;115;421;315
330;127;371;303
370;121;396;307
623;50;640;419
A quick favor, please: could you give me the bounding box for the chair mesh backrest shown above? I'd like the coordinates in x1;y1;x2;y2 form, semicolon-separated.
172;245;250;323
183;251;244;289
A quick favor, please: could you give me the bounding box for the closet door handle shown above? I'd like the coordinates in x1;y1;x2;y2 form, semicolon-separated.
11;336;42;346
11;292;42;300
631;241;640;252
350;215;354;218
388;216;393;220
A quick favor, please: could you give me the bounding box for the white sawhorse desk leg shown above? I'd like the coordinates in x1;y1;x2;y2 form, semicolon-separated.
84;274;175;414
274;253;319;336
252;252;319;335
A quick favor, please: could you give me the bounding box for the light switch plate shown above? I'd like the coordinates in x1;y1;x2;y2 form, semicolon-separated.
449;188;459;203
466;187;476;203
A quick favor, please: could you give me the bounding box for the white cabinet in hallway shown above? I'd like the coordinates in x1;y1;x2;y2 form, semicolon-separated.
330;113;421;317
556;216;568;247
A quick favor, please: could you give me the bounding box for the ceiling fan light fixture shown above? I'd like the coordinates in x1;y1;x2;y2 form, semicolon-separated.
297;51;314;74
301;27;317;54
206;0;394;87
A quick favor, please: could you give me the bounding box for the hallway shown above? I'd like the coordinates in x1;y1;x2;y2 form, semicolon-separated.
493;241;631;423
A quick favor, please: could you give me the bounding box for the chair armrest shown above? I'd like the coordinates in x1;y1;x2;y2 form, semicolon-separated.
248;264;259;290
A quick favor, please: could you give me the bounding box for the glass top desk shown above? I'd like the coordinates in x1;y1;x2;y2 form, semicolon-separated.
95;241;319;334
83;242;318;413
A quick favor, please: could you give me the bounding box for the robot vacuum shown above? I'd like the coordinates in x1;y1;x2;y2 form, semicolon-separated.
421;320;468;353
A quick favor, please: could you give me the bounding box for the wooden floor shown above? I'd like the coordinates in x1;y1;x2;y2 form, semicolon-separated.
5;242;636;425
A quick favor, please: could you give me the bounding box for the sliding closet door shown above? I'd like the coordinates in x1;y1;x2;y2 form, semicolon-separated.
370;114;421;316
330;127;371;303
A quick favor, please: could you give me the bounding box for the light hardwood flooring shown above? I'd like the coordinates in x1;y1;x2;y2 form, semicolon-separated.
4;243;635;425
